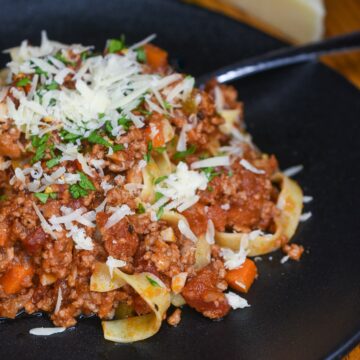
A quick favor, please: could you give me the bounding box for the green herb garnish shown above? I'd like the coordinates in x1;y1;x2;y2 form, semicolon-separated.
46;157;61;169
154;192;164;201
146;275;160;287
156;206;164;220
16;77;30;87
154;175;167;185
69;171;96;199
45;81;59;91
0;195;7;201
69;184;88;199
137;203;146;214
173;145;196;160
108;36;126;53
118;117;131;131
87;131;112;147
34;192;49;204
136;47;146;63
31;134;50;163
112;144;125;152
35;67;48;77
154;146;166;154
60;130;83;142
202;167;221;182
49;193;58;200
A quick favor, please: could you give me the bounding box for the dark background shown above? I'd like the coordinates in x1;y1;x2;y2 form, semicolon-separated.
0;1;360;359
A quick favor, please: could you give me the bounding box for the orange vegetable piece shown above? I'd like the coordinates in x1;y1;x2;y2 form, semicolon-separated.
225;258;257;293
146;120;165;147
144;44;168;70
0;263;34;295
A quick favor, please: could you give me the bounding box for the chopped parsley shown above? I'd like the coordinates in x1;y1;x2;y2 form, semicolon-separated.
46;157;61;169
34;192;49;204
118;117;131;131
16;77;30;87
112;144;125;152
136;203;146;214
154;192;164;201
144;141;153;163
228;170;233;177
154;175;167;185
35;66;48;77
163;100;172;110
49;192;58;200
156;206;164;220
31;134;50;163
202;167;221;182
146;275;160;287
87;131;112;148
154;146;166;154
108;36;126;53
53;52;76;66
69;184;88;199
69;171;96;199
45;81;59;91
207;186;214;192
60;130;83;142
173;144;196;160
0;195;7;201
136;47;146;63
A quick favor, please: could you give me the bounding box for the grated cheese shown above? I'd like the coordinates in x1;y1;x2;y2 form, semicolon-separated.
155;162;208;213
29;327;66;336
239;159;265;174
205;219;215;244
283;164;303;177
303;195;313;203
191;156;230;169
106;256;126;278
105;204;134;229
54;287;63;313
178;219;197;242
299;211;312;222
225;292;250;309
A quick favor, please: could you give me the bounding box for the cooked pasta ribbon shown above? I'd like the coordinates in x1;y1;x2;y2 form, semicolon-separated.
102;270;170;343
90;262;125;292
91;264;170;342
215;173;303;256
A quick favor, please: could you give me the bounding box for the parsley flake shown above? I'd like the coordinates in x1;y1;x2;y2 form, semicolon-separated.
173;145;196;160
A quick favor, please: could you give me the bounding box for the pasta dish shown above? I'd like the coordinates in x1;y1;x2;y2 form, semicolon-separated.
0;33;305;341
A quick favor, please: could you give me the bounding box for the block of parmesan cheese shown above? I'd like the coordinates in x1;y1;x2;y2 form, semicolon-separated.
222;0;325;44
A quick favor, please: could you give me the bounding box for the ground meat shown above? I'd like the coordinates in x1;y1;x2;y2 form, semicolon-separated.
96;212;139;262
0;127;22;158
167;308;181;326
41;234;73;279
182;261;230;319
282;243;304;261
107;128;147;172
22;227;48;255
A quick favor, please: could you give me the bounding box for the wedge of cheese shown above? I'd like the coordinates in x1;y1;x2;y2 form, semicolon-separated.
222;0;325;43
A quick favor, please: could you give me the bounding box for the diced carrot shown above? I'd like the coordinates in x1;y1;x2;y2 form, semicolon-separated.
225;258;257;293
146;120;165;147
144;44;168;70
0;263;34;295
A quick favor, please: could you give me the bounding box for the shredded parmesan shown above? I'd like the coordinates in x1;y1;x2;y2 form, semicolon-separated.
29;327;66;336
283;164;303;177
239;159;265;174
191;156;230;169
300;212;312;222
54;287;63;313
178;219;197;242
106;256;126;278
205;220;215;244
105;204;134;229
225;292;250;309
303;195;313;203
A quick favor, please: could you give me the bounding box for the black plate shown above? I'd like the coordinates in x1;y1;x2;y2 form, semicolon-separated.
0;1;359;359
